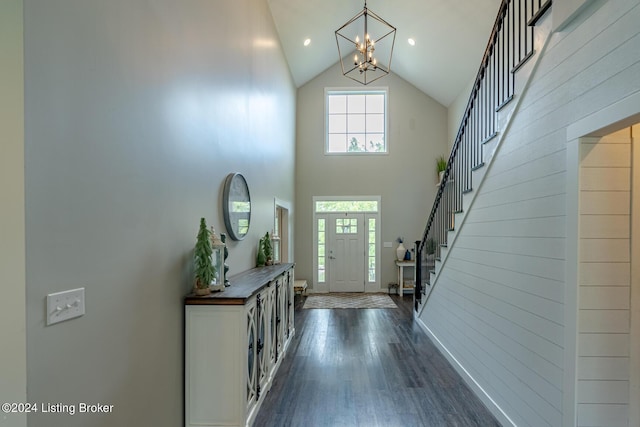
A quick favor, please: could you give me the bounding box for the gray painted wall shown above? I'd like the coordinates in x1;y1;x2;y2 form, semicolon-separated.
0;1;26;426
295;62;448;291
23;1;295;426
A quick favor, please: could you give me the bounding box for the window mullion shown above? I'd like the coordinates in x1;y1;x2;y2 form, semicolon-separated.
326;89;387;154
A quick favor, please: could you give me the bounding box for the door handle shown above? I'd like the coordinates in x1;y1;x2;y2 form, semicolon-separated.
329;256;336;259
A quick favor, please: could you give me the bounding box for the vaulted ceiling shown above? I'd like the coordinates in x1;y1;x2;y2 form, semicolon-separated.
267;0;502;106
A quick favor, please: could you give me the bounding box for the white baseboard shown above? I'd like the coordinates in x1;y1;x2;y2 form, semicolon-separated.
414;316;516;427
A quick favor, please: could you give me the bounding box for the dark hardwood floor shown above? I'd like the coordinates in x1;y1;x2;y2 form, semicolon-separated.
254;294;501;427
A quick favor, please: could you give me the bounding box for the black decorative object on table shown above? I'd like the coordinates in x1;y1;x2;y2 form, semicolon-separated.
220;233;230;287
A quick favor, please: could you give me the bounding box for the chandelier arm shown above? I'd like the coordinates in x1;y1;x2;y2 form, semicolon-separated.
343;64;362;75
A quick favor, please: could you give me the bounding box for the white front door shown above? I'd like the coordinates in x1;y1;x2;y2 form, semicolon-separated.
328;213;365;292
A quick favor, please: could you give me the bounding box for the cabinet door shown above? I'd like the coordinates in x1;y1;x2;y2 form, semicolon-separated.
256;290;269;395
276;276;285;355
246;298;258;411
267;283;277;367
287;269;295;337
282;271;290;339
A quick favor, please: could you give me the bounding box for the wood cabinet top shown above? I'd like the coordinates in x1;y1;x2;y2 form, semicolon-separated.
184;263;294;306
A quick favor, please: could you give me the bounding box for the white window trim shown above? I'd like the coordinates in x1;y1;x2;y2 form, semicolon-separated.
324;87;389;156
312;196;381;293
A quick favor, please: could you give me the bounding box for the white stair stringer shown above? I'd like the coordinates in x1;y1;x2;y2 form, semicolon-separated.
415;12;553;318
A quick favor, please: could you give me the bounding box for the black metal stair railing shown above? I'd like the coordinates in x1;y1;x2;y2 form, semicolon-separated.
414;0;551;310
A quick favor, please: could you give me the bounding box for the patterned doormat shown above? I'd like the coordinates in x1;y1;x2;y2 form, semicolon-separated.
302;293;397;309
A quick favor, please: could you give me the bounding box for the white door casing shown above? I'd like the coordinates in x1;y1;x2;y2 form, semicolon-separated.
313;196;381;292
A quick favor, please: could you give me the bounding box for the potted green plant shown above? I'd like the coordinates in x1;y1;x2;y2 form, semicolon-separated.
194;218;216;296
437;155;447;184
263;231;273;265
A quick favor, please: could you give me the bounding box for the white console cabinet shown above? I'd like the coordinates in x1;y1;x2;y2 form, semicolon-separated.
185;264;295;427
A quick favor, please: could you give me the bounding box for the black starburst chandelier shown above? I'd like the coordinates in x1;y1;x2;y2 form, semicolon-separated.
335;1;396;85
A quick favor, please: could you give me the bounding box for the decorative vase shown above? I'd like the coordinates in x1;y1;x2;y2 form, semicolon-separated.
194;286;211;296
396;242;406;261
438;171;444;184
404;249;411;261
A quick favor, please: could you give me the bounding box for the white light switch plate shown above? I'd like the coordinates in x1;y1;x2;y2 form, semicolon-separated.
383;242;393;248
47;288;85;326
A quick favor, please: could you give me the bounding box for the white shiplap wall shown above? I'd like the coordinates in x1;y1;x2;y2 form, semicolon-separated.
630;123;640;427
578;130;631;427
419;1;640;426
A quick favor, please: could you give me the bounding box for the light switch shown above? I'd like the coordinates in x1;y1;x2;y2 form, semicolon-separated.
383;241;393;248
47;288;85;326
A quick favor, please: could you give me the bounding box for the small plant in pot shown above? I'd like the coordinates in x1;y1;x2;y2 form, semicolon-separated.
194;217;216;296
263;231;273;265
436;155;447;184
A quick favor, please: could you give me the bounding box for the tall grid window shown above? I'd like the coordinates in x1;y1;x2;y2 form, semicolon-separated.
368;218;376;282
317;218;326;283
326;89;387;154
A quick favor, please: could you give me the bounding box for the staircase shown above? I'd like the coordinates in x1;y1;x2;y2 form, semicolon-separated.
414;0;553;315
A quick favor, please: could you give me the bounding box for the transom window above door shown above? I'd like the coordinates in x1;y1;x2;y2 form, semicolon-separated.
325;89;388;154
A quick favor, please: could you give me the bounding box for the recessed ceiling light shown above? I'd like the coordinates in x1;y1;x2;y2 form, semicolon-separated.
304;38;311;46
408;38;416;46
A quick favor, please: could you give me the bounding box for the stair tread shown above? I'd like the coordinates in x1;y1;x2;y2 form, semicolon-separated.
496;95;514;112
482;132;498;144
